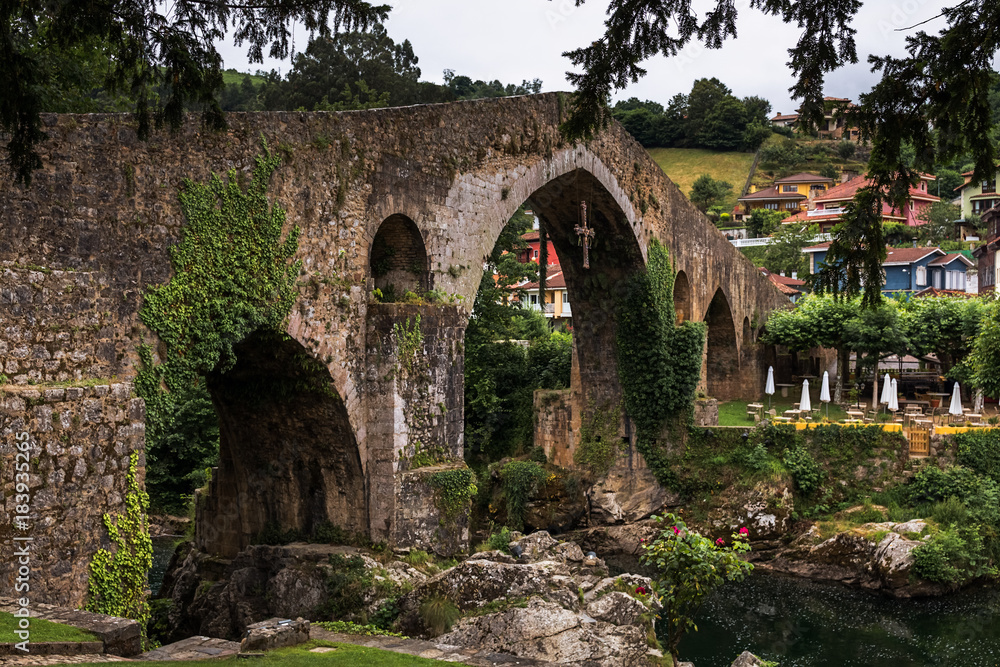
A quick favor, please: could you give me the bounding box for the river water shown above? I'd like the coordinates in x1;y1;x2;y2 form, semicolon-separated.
150;536;184;596
674;572;1000;667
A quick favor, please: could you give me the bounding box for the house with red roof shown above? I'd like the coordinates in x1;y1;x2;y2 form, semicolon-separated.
782;174;939;233
769;96;860;139
516;270;572;326
803;242;973;293
759;268;806;303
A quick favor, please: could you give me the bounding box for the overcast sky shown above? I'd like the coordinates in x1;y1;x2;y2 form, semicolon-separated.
219;1;992;115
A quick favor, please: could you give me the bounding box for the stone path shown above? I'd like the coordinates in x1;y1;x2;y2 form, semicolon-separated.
139;637;241;661
310;627;553;666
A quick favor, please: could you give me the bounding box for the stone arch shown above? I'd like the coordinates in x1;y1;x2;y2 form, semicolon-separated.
674;271;692;323
370;214;430;298
704;288;740;401
196;331;366;557
742;316;752;346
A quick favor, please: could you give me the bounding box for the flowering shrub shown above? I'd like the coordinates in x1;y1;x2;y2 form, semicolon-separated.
640;513;753;667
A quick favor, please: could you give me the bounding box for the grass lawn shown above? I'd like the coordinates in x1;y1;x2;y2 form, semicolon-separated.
72;641;471;666
0;611;98;643
221;68;266;86
717;396;850;426
646;147;756;212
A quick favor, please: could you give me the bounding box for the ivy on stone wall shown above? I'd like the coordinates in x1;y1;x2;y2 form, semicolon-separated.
574;401;624;477
86;451;153;645
134;139;301;510
428;467;478;519
139;139;301;396
615;239;705;488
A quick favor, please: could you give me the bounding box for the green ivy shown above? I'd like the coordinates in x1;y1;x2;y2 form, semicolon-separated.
428;467;478;519
135;139;301;509
86;451;153;645
393;315;424;375
615;240;705;487
499;460;549;530
574;402;623;477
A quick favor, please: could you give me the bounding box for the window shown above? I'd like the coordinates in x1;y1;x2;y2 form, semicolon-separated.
563;290;569;304
945;270;966;291
764;202;779;210
529;294;538;304
533;249;538;259
785;202;798;209
915;265;927;286
973;199;999;214
983;180;996;194
782;185;798;193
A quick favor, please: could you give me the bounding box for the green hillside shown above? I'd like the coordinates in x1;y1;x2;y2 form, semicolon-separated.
221;68;266;86
646;147;756;213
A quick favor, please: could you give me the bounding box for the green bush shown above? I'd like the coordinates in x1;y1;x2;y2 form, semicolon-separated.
418;595;460;636
484;526;512;553
574;403;624;477
955;430;1000;485
736;442;774;473
427;467;478;519
783;445;822;496
910;465;980;504
912;526;988;585
932;497;970;526
500;461;549;530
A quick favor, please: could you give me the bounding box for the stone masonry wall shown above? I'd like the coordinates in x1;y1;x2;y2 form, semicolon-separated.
1;263;133;384
364;303;466;549
535;389;575;468
0;382;144;607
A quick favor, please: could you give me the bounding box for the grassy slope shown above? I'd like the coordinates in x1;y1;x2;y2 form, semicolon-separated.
221;69;266;86
646;147;756;213
0;612;98;643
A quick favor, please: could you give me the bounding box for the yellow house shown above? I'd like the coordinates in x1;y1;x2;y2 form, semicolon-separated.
771;172;835;200
737;173;834;216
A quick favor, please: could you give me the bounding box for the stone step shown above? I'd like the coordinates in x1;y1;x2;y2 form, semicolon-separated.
0;642;103;656
140;636;241;661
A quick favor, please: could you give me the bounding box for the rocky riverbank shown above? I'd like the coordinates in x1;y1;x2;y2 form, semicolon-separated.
154;531;665;666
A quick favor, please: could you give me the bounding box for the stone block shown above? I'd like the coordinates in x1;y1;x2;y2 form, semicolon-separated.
240;617;310;652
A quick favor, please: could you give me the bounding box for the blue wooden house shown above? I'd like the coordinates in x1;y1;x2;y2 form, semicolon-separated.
803;243;973;294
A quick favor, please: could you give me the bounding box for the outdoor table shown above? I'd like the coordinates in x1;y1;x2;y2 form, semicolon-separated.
783;409;801;419
846;410;864;419
747;403;764;417
774;416;793;422
776;383;794;398
842;419;862;424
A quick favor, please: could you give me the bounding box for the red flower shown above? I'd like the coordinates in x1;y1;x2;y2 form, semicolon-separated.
716;538;726;546
635;586;648;595
672;526;680;535
740;527;749;536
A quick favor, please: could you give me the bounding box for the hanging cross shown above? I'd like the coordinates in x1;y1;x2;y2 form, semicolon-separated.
574;200;595;269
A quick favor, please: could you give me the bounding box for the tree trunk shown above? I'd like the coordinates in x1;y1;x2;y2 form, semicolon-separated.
834;347;849;404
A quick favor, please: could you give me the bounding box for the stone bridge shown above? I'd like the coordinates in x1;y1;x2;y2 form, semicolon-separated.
0;94;787;604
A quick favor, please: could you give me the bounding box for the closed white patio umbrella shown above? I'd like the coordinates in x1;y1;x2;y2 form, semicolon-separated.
880;372;892;414
949;382;964;422
888;379;899;413
799;379;812;416
765;366;775;409
820;371;831;420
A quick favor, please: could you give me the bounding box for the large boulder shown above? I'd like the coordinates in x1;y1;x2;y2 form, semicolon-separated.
396;531;659;666
763;519;955;597
157;542;426;642
587;467;678;525
438;597;650;667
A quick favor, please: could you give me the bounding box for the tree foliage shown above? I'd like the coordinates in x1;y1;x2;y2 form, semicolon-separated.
762;223;817;277
688;174;732;213
561;0;999;304
612;78;770;150
1;0;390;184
